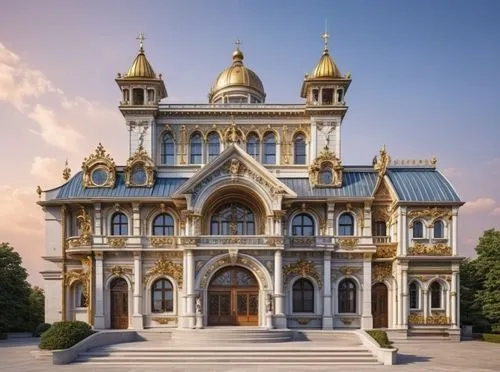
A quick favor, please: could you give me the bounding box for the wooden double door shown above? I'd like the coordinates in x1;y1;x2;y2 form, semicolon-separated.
111;278;129;329
372;283;388;328
208;267;259;326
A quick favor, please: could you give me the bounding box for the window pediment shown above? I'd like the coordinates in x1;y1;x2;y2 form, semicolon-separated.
82;143;116;188
309;147;343;187
124;145;155;187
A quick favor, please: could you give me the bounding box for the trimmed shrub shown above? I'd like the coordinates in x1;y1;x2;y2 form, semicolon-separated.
482;333;500;343
33;323;51;337
39;321;94;350
367;330;393;348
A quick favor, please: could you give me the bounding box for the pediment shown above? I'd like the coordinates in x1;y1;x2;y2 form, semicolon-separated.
174;144;297;201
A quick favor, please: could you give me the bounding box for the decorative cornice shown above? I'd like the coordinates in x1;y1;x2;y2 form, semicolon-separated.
283;259;322;288
408;243;452;256
144;257;183;287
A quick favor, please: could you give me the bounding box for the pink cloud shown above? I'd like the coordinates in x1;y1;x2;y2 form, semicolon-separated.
461;197;496;215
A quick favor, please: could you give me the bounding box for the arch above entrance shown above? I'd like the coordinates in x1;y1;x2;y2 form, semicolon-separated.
196;253;273;292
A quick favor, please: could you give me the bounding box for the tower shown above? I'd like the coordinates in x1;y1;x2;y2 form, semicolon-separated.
116;33;167;158
301;29;351;161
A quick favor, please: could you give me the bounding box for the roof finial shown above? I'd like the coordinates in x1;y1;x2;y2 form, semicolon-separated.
235;39;241;51
321;20;329;52
137;32;145;52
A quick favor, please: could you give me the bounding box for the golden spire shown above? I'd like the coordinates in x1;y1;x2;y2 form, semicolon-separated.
137;32;145;52
232;39;244;63
63;159;71;181
321;20;329;52
126;33;156;78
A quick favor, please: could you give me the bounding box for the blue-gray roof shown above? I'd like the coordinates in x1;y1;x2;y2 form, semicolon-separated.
52;168;461;203
386;169;461;203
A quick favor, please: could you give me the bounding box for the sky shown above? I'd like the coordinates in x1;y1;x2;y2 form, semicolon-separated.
0;0;499;286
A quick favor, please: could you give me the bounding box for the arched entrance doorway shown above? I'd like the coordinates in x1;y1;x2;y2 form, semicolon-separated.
110;278;128;329
372;282;388;328
208;266;259;326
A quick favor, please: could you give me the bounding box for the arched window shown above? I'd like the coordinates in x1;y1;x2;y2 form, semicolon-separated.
207;132;220;161
247;133;260;161
413;220;424;238
74;282;87;308
294;133;306;164
430;282;442;309
409;282;419;309
291;213;314;236
338;213;354;236
210;203;255;235
263;132;276;164
433;220;444;239
151;279;173;313
373;221;387;237
190;133;203;164
338;279;357;313
292;278;314;312
152;213;174;236
161;133;175;165
111;212;128;235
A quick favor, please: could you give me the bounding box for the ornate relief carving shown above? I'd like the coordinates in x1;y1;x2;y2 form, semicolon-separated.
339;266;361;276
338;238;359;250
68;206;92;247
144;258;183;287
374;245;397;259
152;317;177;325
64;256;92;306
150;236;176;248
108;237;127;248
224;121;244;144
408;312;425;325
372;206;391;222
408;243;452;256
82;143;116;188
283;259;322;288
407;207;451;220
408;312;449;325
309;146;343;187
340;317;354;325
373;145;390;177
372;262;392;282
294;318;311;325
124;145;155;187
106;265;133;276
199;256;268;289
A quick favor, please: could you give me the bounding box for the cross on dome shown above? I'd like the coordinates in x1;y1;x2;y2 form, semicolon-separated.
137;32;146;51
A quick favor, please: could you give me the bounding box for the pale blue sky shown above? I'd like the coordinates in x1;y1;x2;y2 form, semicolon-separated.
0;0;499;284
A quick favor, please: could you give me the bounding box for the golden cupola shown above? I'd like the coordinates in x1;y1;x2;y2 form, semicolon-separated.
116;33;167;107
209;41;266;104
300;31;351;105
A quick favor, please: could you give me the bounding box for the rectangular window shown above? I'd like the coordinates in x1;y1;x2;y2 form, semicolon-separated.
190;144;202;164
264;144;276;164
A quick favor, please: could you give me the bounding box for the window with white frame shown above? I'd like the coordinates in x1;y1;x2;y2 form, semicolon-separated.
151;278;173;313
246;133;260;161
430;281;442;309
189;133;203;164
433;220;444;239
152;213;175;236
292;278;314;312
291;213;315;236
409;281;420;310
338;278;357;313
111;212;128;235
338;213;354;236
207;132;220;162
293;133;306;164
412;220;424;239
263;132;276;164
161;132;175;165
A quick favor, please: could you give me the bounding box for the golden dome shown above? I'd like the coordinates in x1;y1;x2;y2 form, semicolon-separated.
311;49;341;78
210;45;265;100
126;48;156;79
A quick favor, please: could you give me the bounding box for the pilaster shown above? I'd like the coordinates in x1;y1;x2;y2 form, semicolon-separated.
361;253;373;329
132;251;143;329
322;251;333;329
94;252;105;329
132;203;141;236
273;250;286;328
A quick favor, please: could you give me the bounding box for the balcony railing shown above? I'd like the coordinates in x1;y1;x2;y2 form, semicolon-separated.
373;236;391;244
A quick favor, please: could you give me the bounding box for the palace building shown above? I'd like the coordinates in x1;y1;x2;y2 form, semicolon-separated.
39;33;463;338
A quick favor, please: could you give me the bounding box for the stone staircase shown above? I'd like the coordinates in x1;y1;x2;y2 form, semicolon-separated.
74;329;381;366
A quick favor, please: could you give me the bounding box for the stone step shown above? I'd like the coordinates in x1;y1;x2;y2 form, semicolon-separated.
83;349;371;356
171;329;293;343
74;361;381;366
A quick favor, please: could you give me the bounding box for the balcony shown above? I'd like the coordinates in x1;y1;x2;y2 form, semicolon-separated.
179;235;283;248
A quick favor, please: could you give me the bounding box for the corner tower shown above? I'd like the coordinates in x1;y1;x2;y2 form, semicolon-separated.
301;30;351;161
116;33;167;158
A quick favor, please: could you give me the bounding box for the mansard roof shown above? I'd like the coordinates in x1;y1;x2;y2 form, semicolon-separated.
45;166;460;204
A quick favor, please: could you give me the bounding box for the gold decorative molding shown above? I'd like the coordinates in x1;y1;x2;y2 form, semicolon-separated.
64;256;92;307
124;145;155;187
408;313;425;325
68;206;92;247
82;143;116;188
309;146;343;187
63;160;71;181
152;317;177;325
224;121;244;144
144;257;183;287
150;236;176;248
408;312;449;325
373;145;390;176
338;237;358;250
408;243;452;256
339;266;361;276
106;265;133;276
108;237;127;248
374;244;397;259
294;318;311;325
372;262;392;282
407;207;451;220
283;259;322;288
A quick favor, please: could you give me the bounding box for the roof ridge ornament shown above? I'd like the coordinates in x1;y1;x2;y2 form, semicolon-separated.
63;159;71;181
373;145;391;176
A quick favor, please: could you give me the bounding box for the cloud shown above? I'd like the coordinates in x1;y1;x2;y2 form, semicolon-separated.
442;167;462;180
461;197;496;215
491;207;500;216
30;156;60;182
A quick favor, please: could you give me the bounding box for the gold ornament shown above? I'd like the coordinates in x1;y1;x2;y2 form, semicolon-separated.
283;259;322;287
373;145;390;176
309;146;343;187
124;145;155;187
144;258;183;287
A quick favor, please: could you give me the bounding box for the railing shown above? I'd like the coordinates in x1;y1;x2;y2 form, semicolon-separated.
373;236;391;244
180;235;283;247
284;236;334;248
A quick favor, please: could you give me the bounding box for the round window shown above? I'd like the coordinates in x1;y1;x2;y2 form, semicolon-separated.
91;168;109;186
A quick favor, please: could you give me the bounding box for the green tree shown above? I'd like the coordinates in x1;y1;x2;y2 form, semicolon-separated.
460;258;488;330
475;229;500;332
28;286;45;330
0;243;31;332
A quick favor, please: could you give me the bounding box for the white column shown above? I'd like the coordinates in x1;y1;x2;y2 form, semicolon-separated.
132;252;143;329
94;253;105;329
322;251;333;329
450;269;458;327
132;203;140;236
93;203;102;236
363;202;371;237
423;290;429;322
401;207;407;255
451;208;458;255
327;201;335;236
391;285;398;328
186;249;195;328
396;266;402;327
273;250;286;328
361;254;373;329
402;269;408;328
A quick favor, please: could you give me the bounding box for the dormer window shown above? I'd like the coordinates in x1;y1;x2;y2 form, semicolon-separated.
319;168;333;184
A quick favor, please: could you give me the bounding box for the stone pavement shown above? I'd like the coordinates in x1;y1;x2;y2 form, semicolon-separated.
1;336;499;372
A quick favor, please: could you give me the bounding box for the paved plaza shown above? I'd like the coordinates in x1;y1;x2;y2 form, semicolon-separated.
1;336;499;372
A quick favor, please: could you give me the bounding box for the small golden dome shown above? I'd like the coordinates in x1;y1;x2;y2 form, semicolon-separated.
126;48;156;79
210;45;265;99
311;49;341;78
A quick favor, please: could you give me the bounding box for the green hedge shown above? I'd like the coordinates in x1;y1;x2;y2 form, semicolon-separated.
367;330;393;348
482;333;500;343
39;321;94;350
33;323;51;337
